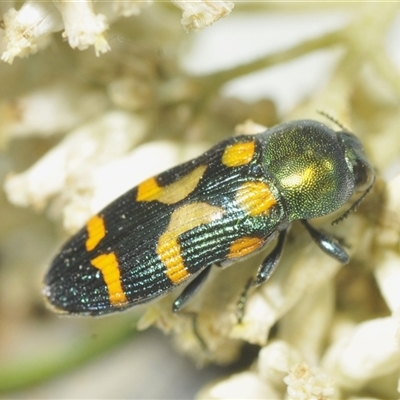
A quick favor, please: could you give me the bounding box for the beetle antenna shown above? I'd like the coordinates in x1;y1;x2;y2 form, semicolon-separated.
317;111;349;131
332;177;375;225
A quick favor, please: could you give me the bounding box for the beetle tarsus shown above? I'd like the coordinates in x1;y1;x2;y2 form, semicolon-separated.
236;277;254;323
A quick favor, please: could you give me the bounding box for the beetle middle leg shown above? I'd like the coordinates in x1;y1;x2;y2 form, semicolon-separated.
255;229;288;286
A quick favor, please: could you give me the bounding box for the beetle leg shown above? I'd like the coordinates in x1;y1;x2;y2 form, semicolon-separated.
255;229;288;286
301;219;349;264
236;277;253;323
172;265;212;313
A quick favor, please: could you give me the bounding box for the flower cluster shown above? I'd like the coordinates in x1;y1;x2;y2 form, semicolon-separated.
0;0;233;63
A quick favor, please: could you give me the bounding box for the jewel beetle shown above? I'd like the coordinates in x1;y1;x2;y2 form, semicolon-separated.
43;119;375;316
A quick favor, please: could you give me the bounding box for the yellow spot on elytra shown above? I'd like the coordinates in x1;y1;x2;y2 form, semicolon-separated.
137;177;162;202
228;237;264;259
136;165;207;204
90;253;128;307
222;141;255;167
86;215;106;251
158;202;224;284
236;181;277;216
157;234;187;284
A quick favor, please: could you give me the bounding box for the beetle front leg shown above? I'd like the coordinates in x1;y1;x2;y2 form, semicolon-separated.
172;265;212;313
301;219;349;264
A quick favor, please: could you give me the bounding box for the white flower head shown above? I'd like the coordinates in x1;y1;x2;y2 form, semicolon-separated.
171;0;234;32
284;362;335;400
1;1;63;64
54;0;110;55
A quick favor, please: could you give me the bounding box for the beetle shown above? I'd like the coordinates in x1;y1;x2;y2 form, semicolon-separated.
43;119;375;316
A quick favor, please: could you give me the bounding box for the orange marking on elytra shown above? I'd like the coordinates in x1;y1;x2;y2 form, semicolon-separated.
228;237;264;259
137;177;162;202
86;215;106;251
235;181;277;216
222;141;255;167
136;165;207;205
157;202;224;284
157;233;188;284
90;253;128;307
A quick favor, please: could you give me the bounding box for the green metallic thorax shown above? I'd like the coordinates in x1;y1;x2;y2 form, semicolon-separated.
259;120;355;220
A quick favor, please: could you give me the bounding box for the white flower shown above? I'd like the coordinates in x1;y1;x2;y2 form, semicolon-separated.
284;362;335;400
0;0;234;63
197;342;337;399
0;82;108;146
112;0;153;17
322;317;400;392
1;1;63;64
197;371;281;399
54;0;110;55
171;0;234;32
4;111;148;230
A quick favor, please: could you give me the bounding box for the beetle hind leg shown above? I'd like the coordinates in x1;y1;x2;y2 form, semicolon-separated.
236;230;288;322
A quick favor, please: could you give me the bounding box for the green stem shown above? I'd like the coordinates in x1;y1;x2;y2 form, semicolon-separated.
0;319;136;394
201;30;344;90
158;29;345;106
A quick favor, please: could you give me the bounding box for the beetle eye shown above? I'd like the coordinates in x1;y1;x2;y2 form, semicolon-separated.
353;159;374;192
